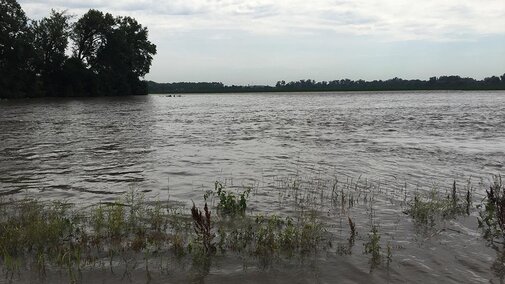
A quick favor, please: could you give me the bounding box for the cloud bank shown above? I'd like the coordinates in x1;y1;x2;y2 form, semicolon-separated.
19;0;505;41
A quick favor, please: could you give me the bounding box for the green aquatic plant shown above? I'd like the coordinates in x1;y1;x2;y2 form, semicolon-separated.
254;214;326;257
213;181;251;216
364;225;382;269
106;202;127;242
254;215;280;257
478;176;505;243
405;182;468;228
0;199;83;281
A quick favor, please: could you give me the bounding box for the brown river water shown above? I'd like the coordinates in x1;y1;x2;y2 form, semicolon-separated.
1;91;505;283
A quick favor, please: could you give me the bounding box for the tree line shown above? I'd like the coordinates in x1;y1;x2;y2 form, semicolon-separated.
0;0;156;98
148;74;505;94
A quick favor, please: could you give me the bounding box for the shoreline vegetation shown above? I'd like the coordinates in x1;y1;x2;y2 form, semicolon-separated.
147;75;505;94
1;176;505;282
0;0;156;99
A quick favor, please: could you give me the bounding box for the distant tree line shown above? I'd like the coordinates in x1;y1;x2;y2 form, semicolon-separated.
148;74;505;94
0;0;156;98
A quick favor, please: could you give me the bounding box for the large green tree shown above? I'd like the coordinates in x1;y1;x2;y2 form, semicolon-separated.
71;11;157;95
31;9;72;96
91;15;157;95
72;9;114;69
113;16;157;78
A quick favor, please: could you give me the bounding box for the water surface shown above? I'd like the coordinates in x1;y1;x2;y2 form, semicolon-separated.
1;91;505;283
1;91;504;202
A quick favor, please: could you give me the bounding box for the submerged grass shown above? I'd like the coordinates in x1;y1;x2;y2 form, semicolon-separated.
478;176;505;243
0;183;329;282
0;175;503;281
404;181;471;230
364;225;381;269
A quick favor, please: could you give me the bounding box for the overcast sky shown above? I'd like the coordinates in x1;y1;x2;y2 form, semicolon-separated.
19;0;505;85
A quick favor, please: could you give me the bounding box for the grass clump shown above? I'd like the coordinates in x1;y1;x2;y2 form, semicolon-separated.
0;199;81;280
362;225;393;270
199;182;327;261
254;214;326;256
215;213;326;266
211;181;251;216
405;181;470;228
364;225;382;268
478;176;505;243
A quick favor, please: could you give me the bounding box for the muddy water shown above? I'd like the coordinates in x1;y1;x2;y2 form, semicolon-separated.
1;91;505;283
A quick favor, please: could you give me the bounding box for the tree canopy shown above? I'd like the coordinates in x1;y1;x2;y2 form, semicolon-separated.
0;0;35;97
148;74;505;94
0;0;157;98
72;9;114;68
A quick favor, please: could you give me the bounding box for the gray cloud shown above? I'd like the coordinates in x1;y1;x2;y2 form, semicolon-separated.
18;0;505;41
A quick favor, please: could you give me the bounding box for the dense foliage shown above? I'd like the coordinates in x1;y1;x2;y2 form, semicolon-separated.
0;0;156;98
148;74;505;94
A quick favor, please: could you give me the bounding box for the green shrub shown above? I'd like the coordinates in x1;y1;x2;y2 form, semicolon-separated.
213;182;251;216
